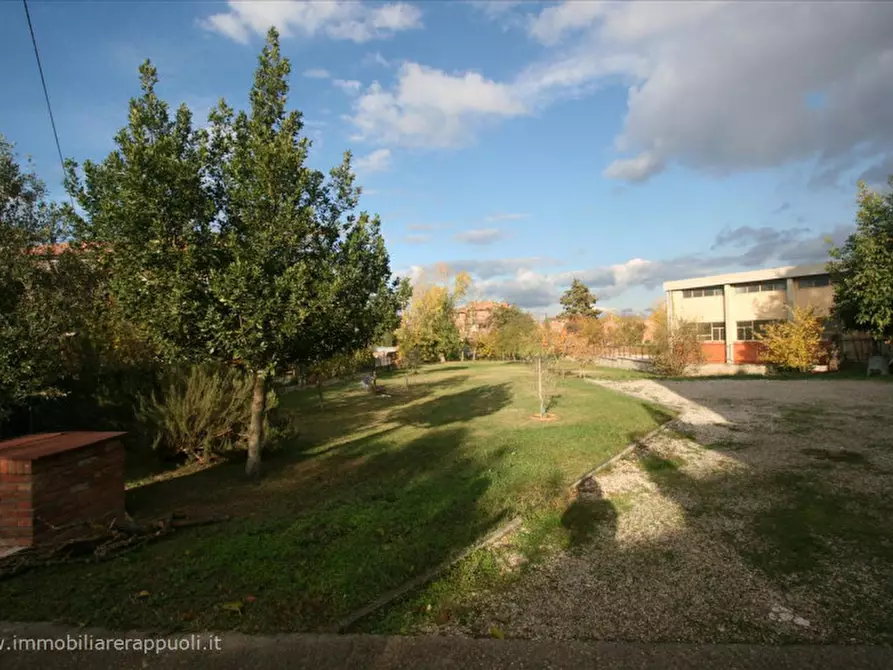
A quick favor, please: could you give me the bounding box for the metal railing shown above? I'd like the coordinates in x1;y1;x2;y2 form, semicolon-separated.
600;345;653;360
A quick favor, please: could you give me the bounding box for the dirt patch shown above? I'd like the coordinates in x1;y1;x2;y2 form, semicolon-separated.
529;413;558;422
430;378;893;644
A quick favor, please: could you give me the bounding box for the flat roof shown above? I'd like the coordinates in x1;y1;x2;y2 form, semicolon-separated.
663;263;828;292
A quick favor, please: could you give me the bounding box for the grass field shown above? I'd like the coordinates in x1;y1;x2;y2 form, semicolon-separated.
0;362;667;633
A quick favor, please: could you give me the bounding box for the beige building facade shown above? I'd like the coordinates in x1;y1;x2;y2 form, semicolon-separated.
664;263;834;364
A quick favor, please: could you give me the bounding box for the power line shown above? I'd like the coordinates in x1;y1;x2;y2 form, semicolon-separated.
22;0;71;201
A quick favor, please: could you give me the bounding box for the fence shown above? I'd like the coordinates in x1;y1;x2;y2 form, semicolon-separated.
600;345;653;360
838;334;891;363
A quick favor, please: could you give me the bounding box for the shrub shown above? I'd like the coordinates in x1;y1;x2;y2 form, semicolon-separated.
649;306;705;376
757;307;824;372
138;364;279;462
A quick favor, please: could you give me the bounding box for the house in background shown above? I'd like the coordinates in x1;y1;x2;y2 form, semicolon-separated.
664;263;837;365
454;301;507;336
373;346;398;368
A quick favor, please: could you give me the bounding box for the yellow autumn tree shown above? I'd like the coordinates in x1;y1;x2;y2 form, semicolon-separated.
757;306;824;372
396;268;470;364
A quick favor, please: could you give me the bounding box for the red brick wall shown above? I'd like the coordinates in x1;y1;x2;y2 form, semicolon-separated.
701;342;726;363
734;342;764;364
0;460;34;547
0;433;125;548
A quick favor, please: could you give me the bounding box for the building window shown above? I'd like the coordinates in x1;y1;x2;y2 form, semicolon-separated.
799;275;830;289
696;322;726;341
736;319;780;341
682;286;723;298
734;280;787;294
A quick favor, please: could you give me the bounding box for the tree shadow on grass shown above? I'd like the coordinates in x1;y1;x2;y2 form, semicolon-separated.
391;383;512;428
1;425;517;635
126;381;512;522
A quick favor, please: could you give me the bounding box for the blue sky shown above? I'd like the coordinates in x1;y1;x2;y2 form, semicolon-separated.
3;1;892;314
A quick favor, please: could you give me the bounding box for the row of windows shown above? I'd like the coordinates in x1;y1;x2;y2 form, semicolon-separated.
682;286;723;298
735;319;781;341
696;322;726;342
696;319;839;341
682;275;832;298
693;320;781;341
799;275;830;288
735;280;786;294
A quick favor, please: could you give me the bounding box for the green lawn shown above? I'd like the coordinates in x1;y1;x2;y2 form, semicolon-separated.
0;362;667;633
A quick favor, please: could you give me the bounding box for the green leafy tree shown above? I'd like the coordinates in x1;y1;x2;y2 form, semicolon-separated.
67;30;399;476
828;179;893;345
0;136;71;423
559;278;602;318
488;304;538;360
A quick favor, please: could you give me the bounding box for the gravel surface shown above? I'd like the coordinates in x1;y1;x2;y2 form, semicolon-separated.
430;379;893;644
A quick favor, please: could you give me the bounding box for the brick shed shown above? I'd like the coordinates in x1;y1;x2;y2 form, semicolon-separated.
0;432;126;549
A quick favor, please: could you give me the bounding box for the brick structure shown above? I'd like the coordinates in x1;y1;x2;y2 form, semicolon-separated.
454;301;508;335
0;432;126;548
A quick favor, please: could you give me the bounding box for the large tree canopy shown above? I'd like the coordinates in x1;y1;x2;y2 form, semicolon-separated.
0;136;71;422
828;179;893;344
559;278;602;319
66;29;402;475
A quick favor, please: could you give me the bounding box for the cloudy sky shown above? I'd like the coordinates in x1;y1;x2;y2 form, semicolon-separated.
2;1;891;313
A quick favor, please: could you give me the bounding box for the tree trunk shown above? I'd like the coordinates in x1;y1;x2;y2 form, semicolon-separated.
472;347;477;361
245;370;267;478
537;357;545;417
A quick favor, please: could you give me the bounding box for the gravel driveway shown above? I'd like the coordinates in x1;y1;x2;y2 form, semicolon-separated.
433;378;893;644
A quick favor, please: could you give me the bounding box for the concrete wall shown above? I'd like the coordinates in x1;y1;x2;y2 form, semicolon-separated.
793;286;834;315
670;292;725;322
729;289;789;320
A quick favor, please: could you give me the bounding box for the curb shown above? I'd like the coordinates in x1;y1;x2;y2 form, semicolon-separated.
330;516;523;634
570;423;669;491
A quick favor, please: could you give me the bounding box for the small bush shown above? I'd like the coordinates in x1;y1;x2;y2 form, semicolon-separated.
138;364;278;462
757;307;824;372
649;307;705;377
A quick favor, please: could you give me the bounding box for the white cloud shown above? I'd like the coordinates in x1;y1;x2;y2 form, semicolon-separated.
436;224;852;310
201;1;422;44
202;12;250;44
349;63;527;148
355;148;392;173
363;51;392;68
333;79;362;94
349;2;893;186
485;212;529;222
526;1;608;46
453;228;507;245
302;68;331;79
602;152;664;183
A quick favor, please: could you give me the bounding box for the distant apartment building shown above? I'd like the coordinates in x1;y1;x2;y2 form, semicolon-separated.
547;312;655;344
454;301;508;335
664;263;834;364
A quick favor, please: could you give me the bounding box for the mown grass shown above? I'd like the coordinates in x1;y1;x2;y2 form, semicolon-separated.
0;362;666;633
